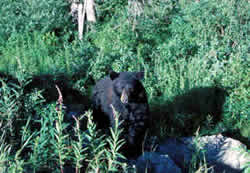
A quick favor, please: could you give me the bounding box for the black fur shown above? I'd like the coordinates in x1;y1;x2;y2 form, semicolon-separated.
92;71;150;157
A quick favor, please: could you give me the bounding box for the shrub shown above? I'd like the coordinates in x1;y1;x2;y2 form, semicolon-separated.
0;0;72;43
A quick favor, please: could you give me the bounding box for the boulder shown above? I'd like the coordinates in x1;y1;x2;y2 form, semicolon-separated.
136;152;181;173
157;134;250;173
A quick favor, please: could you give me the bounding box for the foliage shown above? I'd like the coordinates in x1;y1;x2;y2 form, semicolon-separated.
0;0;249;172
0;31;97;78
0;0;72;43
0;82;127;172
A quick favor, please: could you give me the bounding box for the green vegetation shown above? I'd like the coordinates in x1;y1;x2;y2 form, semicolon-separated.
0;0;249;172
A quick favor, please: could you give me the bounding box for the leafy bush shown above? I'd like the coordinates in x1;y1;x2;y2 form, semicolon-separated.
0;80;127;172
0;31;97;78
0;0;72;43
0;0;249;172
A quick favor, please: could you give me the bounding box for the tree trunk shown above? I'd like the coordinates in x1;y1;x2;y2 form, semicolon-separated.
70;0;96;40
77;1;86;40
86;0;96;23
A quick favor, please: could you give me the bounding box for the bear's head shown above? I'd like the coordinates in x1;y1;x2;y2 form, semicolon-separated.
109;71;147;104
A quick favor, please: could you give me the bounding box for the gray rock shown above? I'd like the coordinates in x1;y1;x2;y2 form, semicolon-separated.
136;152;181;173
198;134;249;172
157;134;250;173
157;137;192;172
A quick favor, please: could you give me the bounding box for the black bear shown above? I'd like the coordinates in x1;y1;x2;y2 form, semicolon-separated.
92;71;150;157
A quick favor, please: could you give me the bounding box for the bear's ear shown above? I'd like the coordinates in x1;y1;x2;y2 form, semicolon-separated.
109;71;120;80
135;72;144;80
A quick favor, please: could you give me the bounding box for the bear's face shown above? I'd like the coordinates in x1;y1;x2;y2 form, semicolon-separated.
109;71;147;104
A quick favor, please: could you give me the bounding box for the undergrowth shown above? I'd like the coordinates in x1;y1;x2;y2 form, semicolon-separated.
0;0;249;172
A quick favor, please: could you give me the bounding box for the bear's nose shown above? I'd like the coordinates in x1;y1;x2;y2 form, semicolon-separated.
121;89;128;104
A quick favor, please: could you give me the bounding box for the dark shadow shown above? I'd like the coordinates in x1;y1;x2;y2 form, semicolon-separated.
0;72;91;106
0;71;19;86
150;86;228;137
222;129;250;149
171;86;228;120
24;74;90;106
0;72;92;170
0;72;92;142
23;73;93;132
0;72;93;122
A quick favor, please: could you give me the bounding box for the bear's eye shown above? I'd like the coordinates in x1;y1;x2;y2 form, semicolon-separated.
114;82;125;94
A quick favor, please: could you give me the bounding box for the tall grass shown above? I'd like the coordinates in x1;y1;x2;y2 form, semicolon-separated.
0;0;249;172
0;80;128;172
